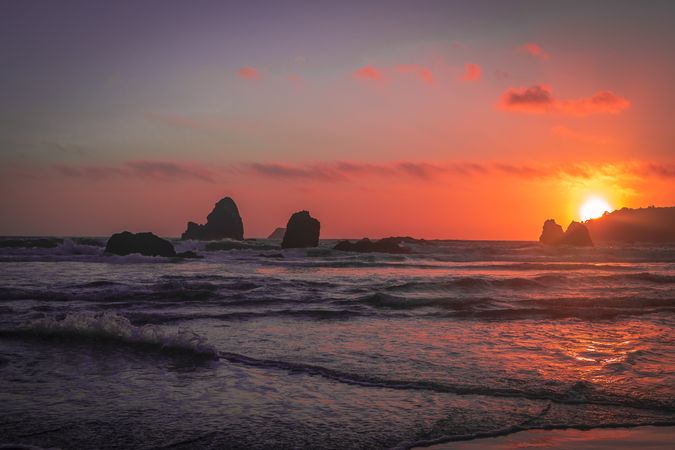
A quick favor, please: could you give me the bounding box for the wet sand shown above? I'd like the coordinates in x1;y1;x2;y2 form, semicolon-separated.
419;426;675;449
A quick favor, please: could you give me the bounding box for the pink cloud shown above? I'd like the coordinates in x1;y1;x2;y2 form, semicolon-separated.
499;84;630;116
519;43;550;60
460;63;481;82
238;66;260;80
12;160;675;187
396;64;435;85
353;65;385;82
53;160;216;182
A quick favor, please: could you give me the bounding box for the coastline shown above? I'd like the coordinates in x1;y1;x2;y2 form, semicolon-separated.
414;425;675;449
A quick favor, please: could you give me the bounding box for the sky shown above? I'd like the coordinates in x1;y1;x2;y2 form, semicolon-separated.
1;0;674;239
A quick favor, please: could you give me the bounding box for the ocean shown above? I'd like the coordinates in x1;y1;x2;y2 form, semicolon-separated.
1;238;674;449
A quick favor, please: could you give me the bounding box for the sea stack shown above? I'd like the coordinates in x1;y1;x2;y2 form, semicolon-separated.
105;231;176;257
539;219;565;245
181;197;244;240
281;211;320;249
539;219;593;246
559;221;594;246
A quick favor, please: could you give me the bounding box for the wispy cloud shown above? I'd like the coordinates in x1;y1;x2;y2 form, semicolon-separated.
238;161;671;183
11;160;673;186
459;63;481;82
238;66;260;80
519;43;550;60
395;64;435;85
53;160;216;182
499;84;630;116
352;65;385;83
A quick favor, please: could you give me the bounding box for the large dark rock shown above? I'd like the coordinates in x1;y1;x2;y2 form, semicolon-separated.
105;231;176;257
539;219;565;245
181;197;244;240
267;227;286;240
585;206;675;243
559;221;593;246
539;220;593;246
281;211;320;249
334;238;411;254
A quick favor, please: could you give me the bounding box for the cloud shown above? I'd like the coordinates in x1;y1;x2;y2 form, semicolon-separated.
239;161;656;183
519;43;550;60
460;63;481;82
53;160;216;182
12;160;675;188
499;84;630;116
238;66;260;80
395;64;435;85
353;65;385;83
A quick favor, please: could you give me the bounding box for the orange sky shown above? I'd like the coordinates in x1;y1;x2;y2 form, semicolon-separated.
1;2;674;238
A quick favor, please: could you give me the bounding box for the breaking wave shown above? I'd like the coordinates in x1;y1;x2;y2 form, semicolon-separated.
0;312;217;359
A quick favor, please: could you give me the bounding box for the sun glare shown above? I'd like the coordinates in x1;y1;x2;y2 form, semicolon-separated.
580;196;612;221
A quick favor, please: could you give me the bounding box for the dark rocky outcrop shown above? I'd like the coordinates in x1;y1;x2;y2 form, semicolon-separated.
539;220;593;246
281;211;320;249
181;197;244;240
334;238;412;254
267;227;286;240
539;219;565;245
585;206;675;243
105;231;176;257
559;221;593;246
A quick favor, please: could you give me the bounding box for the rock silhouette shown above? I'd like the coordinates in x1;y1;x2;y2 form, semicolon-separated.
334;238;411;254
105;231;176;257
539;220;593;246
267;227;286;240
559;221;593;246
539;219;565;245
585;206;675;243
281;211;320;248
181;197;244;240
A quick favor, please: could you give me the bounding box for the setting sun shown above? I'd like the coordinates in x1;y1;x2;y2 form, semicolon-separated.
580;196;612;221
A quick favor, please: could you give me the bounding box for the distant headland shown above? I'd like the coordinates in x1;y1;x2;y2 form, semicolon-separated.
540;206;675;246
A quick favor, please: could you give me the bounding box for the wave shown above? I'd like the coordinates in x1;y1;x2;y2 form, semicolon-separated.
386;276;548;292
130;308;365;324
0;312;217;359
217;351;675;412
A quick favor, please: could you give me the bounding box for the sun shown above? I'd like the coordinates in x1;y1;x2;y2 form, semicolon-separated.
580;196;612;221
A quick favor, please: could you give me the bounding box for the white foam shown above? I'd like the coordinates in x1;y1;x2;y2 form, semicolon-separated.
24;312;217;357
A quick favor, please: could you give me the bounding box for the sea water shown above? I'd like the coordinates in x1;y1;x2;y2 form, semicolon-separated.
0;238;673;449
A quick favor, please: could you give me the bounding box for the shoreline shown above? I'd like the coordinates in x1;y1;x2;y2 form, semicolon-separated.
412;425;675;449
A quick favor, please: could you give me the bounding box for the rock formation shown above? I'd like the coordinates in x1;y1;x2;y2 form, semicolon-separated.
281;211;320;248
585;206;675;243
267;227;286;240
539;219;565;245
539;220;593;246
334;238;411;254
105;231;176;257
559;221;593;246
181;197;244;240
